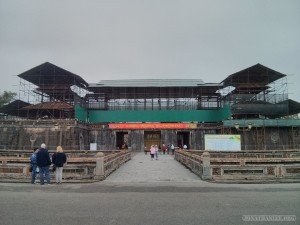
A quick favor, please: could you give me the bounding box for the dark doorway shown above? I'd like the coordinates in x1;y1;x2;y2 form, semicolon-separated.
116;132;129;149
177;131;190;149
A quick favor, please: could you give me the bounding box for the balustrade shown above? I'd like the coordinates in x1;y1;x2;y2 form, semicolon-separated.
0;150;131;182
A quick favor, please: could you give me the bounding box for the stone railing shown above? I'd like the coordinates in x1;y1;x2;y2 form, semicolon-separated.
183;149;300;158
175;149;300;182
0;149;121;158
0;150;131;183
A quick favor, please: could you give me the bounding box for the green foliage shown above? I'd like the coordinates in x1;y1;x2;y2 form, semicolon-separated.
0;91;17;108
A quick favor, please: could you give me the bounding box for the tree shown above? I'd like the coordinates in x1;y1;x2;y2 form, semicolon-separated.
0;91;17;108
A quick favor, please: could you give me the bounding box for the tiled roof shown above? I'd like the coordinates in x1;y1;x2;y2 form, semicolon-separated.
22;102;73;110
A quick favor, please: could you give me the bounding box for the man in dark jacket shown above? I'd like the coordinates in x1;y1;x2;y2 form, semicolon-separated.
36;143;51;185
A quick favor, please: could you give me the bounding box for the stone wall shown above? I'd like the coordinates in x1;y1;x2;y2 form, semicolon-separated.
0;120;90;150
0;119;299;151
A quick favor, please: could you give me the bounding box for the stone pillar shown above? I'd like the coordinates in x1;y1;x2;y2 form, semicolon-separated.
202;151;212;180
240;159;246;167
276;165;283;177
94;152;105;180
24;165;30;176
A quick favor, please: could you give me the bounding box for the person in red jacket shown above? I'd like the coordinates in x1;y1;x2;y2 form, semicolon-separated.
52;146;67;184
161;144;167;155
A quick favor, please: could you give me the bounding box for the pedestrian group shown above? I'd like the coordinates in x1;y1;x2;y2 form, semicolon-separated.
148;143;187;160
30;143;67;185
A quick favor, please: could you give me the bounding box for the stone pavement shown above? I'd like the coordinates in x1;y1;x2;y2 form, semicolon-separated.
104;152;205;184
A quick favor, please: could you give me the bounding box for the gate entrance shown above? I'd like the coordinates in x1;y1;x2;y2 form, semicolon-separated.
144;131;161;150
116;132;129;149
177;131;190;148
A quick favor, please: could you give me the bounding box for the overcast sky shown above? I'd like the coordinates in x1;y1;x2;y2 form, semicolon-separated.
0;0;299;102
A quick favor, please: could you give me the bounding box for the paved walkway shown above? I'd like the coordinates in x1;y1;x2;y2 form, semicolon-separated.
104;152;204;184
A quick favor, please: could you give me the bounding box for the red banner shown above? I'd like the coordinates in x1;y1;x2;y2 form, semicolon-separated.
108;123;197;129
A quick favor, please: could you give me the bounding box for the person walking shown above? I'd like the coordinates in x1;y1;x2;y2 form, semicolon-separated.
150;145;155;160
30;147;39;184
36;143;51;185
171;144;175;155
52;146;67;184
162;144;167;155
154;145;159;160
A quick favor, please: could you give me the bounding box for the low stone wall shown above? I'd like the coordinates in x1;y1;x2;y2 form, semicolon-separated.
0;150;131;183
0;149;125;158
175;149;300;183
184;149;300;158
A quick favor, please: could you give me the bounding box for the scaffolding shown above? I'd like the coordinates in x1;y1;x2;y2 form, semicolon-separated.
16;62;88;119
85;81;223;111
3;63;299;121
220;64;289;119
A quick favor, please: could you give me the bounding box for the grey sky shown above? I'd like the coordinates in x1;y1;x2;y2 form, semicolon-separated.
0;0;299;102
